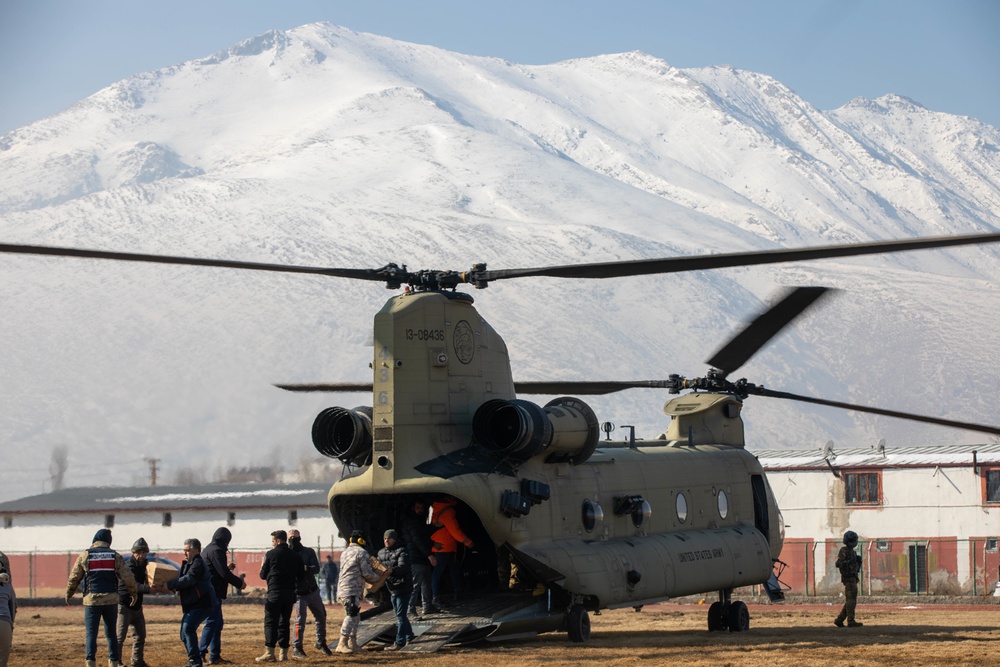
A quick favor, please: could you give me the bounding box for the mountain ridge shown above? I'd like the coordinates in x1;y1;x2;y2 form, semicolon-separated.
1;22;998;501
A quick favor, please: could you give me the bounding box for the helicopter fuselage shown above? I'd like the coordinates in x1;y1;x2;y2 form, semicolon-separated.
314;290;783;612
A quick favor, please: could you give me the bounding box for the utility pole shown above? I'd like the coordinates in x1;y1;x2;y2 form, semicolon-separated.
145;457;160;487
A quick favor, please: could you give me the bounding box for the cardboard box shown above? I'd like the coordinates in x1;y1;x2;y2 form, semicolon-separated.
363;556;390;594
147;561;179;588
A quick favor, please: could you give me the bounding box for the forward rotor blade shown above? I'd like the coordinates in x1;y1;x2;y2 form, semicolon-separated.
479;233;1000;282
6;232;1000;286
707;286;830;377
752;387;1000;436
274;383;373;392
0;243;388;281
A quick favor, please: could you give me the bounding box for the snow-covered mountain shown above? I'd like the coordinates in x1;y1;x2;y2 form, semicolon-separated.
2;23;999;502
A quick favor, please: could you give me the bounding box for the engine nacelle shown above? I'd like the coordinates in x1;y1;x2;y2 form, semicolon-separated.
312;406;374;466
473;396;600;464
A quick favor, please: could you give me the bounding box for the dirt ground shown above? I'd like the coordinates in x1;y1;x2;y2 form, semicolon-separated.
10;600;1000;667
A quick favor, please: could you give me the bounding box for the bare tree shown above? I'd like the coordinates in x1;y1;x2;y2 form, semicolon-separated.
49;445;68;491
217;466;278;483
172;466;206;486
297;456;343;483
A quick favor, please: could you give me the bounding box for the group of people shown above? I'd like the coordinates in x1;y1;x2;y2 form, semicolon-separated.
330;495;473;653
5;516;871;664
44;493;482;664
65;527;247;667
60;525;344;666
256;494;474;656
57;521;396;665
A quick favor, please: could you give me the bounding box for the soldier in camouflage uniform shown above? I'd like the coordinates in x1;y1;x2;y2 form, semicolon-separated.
116;538;151;667
834;530;864;628
335;531;379;653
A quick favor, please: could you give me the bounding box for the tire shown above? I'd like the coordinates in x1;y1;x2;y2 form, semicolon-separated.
728;600;750;632
707;601;726;631
567;603;591;643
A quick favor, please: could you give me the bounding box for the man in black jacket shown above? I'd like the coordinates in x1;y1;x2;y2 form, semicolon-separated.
166;538;215;667
255;530;305;663
288;529;331;657
116;538;151;667
198;527;246;665
377;529;413;650
399;498;438;617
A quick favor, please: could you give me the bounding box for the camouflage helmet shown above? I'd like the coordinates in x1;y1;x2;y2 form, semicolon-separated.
843;530;859;546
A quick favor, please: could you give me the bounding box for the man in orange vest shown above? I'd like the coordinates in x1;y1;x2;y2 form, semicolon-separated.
429;496;473;606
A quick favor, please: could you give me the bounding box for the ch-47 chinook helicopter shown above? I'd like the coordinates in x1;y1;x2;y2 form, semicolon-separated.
4;233;1000;649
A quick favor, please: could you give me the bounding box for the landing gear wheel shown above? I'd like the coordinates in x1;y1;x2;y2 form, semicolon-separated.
566;604;591;643
728;600;750;632
633;605;644;612
707;601;726;631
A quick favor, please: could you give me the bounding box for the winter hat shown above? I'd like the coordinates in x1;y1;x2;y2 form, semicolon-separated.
349;530;366;545
132;537;150;553
93;528;113;545
212;526;233;547
384;529;398;540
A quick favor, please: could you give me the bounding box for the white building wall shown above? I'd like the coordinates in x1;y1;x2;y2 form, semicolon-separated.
767;466;998;542
1;507;344;554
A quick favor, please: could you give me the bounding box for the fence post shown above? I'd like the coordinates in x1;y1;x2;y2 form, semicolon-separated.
803;542;808;596
971;539;976;596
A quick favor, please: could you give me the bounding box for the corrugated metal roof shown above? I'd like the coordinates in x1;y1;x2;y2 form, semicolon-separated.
754;442;1000;470
0;482;331;513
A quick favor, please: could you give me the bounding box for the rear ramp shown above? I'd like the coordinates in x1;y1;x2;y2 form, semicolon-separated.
358;592;552;653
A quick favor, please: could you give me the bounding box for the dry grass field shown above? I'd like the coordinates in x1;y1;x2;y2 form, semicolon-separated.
10;601;1000;667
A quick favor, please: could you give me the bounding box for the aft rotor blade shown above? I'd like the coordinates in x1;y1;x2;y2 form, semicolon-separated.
752;387;1000;436
707;287;830;377
275;383;373;392
479;233;1000;281
275;380;663;395
514;380;676;395
0;243;388;281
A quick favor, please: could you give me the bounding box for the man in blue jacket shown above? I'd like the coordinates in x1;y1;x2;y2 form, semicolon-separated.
321;555;338;604
165;538;215;667
199;527;247;665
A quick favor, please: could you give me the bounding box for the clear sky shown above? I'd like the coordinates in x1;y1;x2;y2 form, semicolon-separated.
1;1;998;135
